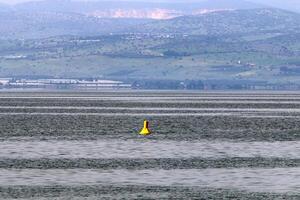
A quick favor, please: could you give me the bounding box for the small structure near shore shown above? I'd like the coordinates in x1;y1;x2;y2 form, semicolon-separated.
0;78;131;90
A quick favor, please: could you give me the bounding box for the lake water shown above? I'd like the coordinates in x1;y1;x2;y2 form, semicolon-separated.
0;91;299;199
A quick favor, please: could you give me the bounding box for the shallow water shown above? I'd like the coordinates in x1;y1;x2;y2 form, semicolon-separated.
1;168;299;193
0;140;299;159
0;91;299;199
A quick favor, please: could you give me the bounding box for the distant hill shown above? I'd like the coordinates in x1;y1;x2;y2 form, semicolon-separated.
190;0;264;10
1;30;300;82
133;8;300;35
250;0;300;13
1;2;300;83
0;1;290;40
14;0;264;12
0;11;152;39
1;7;298;39
14;0;265;19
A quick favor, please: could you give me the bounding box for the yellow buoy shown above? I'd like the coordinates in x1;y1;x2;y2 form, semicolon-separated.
139;120;151;136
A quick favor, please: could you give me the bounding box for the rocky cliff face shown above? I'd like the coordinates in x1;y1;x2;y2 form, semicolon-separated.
88;9;182;20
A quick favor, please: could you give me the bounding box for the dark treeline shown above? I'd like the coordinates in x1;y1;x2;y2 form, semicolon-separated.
132;80;204;90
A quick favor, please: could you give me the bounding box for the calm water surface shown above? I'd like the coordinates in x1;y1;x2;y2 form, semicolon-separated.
0;91;299;199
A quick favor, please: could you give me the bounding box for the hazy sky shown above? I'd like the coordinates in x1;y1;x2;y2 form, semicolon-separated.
0;0;201;4
0;0;34;4
0;0;175;4
0;0;214;5
0;0;269;4
0;0;299;7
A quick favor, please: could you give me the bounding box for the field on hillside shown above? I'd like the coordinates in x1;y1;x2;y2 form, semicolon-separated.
1;32;300;82
0;91;299;199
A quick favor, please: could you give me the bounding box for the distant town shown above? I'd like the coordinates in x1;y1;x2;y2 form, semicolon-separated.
1;78;300;90
0;78;132;90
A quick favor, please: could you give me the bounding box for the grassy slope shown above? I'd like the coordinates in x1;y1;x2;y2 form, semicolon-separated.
0;8;300;82
0;33;299;82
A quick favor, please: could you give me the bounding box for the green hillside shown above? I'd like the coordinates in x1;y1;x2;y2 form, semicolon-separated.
0;12;152;39
0;33;300;82
0;8;300;85
134;8;300;35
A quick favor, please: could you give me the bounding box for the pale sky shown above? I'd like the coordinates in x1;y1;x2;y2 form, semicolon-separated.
0;0;171;4
0;0;298;8
0;0;210;5
0;0;38;4
0;0;264;5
